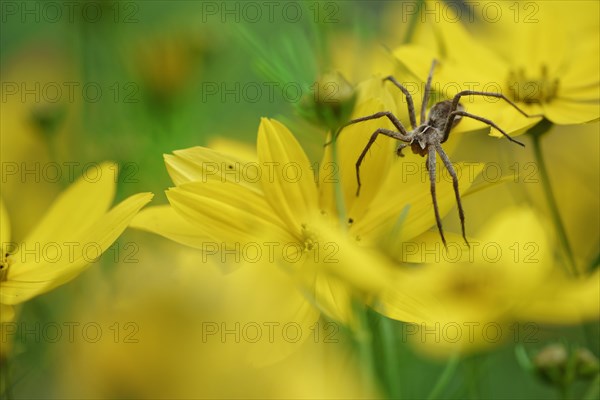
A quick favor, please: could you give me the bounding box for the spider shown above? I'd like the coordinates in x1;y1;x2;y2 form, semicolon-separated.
333;59;541;247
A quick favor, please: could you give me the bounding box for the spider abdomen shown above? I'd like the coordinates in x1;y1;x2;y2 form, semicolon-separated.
427;100;464;130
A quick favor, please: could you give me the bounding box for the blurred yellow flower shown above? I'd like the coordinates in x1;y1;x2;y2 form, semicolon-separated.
0;162;152;323
0;44;73;240
377;206;599;358
54;243;377;399
131;27;213;103
394;0;599;135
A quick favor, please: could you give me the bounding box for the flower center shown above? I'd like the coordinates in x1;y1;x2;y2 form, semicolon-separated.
507;65;559;104
300;224;319;252
0;253;12;282
446;273;489;300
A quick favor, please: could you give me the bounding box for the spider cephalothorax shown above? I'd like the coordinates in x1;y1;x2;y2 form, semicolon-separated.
333;59;541;247
399;100;465;158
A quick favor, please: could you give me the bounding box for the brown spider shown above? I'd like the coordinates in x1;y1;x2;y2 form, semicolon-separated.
334;60;541;247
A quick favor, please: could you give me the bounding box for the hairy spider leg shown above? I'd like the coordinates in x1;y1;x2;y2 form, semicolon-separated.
356;128;411;196
382;76;418;129
427;145;447;248
443;90;544;143
326;111;408;146
421;59;438;124
435;143;469;247
448;110;526;147
396;143;408;157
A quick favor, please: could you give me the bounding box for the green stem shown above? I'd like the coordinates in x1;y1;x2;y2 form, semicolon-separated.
354;303;376;391
380;317;402;399
330;132;347;228
466;355;482;400
427;353;460;400
528;120;578;276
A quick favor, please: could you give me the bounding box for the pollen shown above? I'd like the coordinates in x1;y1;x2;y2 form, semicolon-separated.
507;65;559;104
300;224;319;252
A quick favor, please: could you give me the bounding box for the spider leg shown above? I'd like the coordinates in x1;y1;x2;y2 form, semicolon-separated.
435;143;469;247
396;143;408;157
443;90;543;142
420;59;437;125
325;111;409;146
356;128;411;196
451;90;543;119
427;145;447;248
446;110;525;147
382;76;417;129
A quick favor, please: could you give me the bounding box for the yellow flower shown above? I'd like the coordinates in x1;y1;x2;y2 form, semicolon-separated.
0;162;153;323
520;122;600;270
456;120;600;274
376;206;599;358
132;27;213;102
55;243;378;398
133;95;483;326
393;0;599;135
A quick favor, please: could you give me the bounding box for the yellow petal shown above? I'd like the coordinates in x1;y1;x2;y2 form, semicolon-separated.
130;205;212;250
388;230;471;264
392;45;539;138
206;137;258;162
23;162;118;245
257;118;319;236
426;1;507;77
353;161;483;243
559;83;600;104
336;98;396;220
476;207;553;284
393;44;506;93
355;76;399;114
543;99;600;125
0;303;15;323
165;146;259;190
560;40;600;97
223;261;321;366
499;2;566;70
454;99;542;138
373;267;442;324
305;219;392;295
2;192;153;305
514;270;600;324
167;181;294;244
313;274;356;326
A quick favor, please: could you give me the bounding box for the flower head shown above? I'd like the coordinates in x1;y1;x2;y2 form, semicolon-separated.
376;206;599;358
133;98;483;328
394;0;599;135
0;162;152;323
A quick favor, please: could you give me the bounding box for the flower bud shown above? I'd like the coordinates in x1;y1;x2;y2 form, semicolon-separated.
533;343;569;387
533;343;600;389
574;348;600;380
